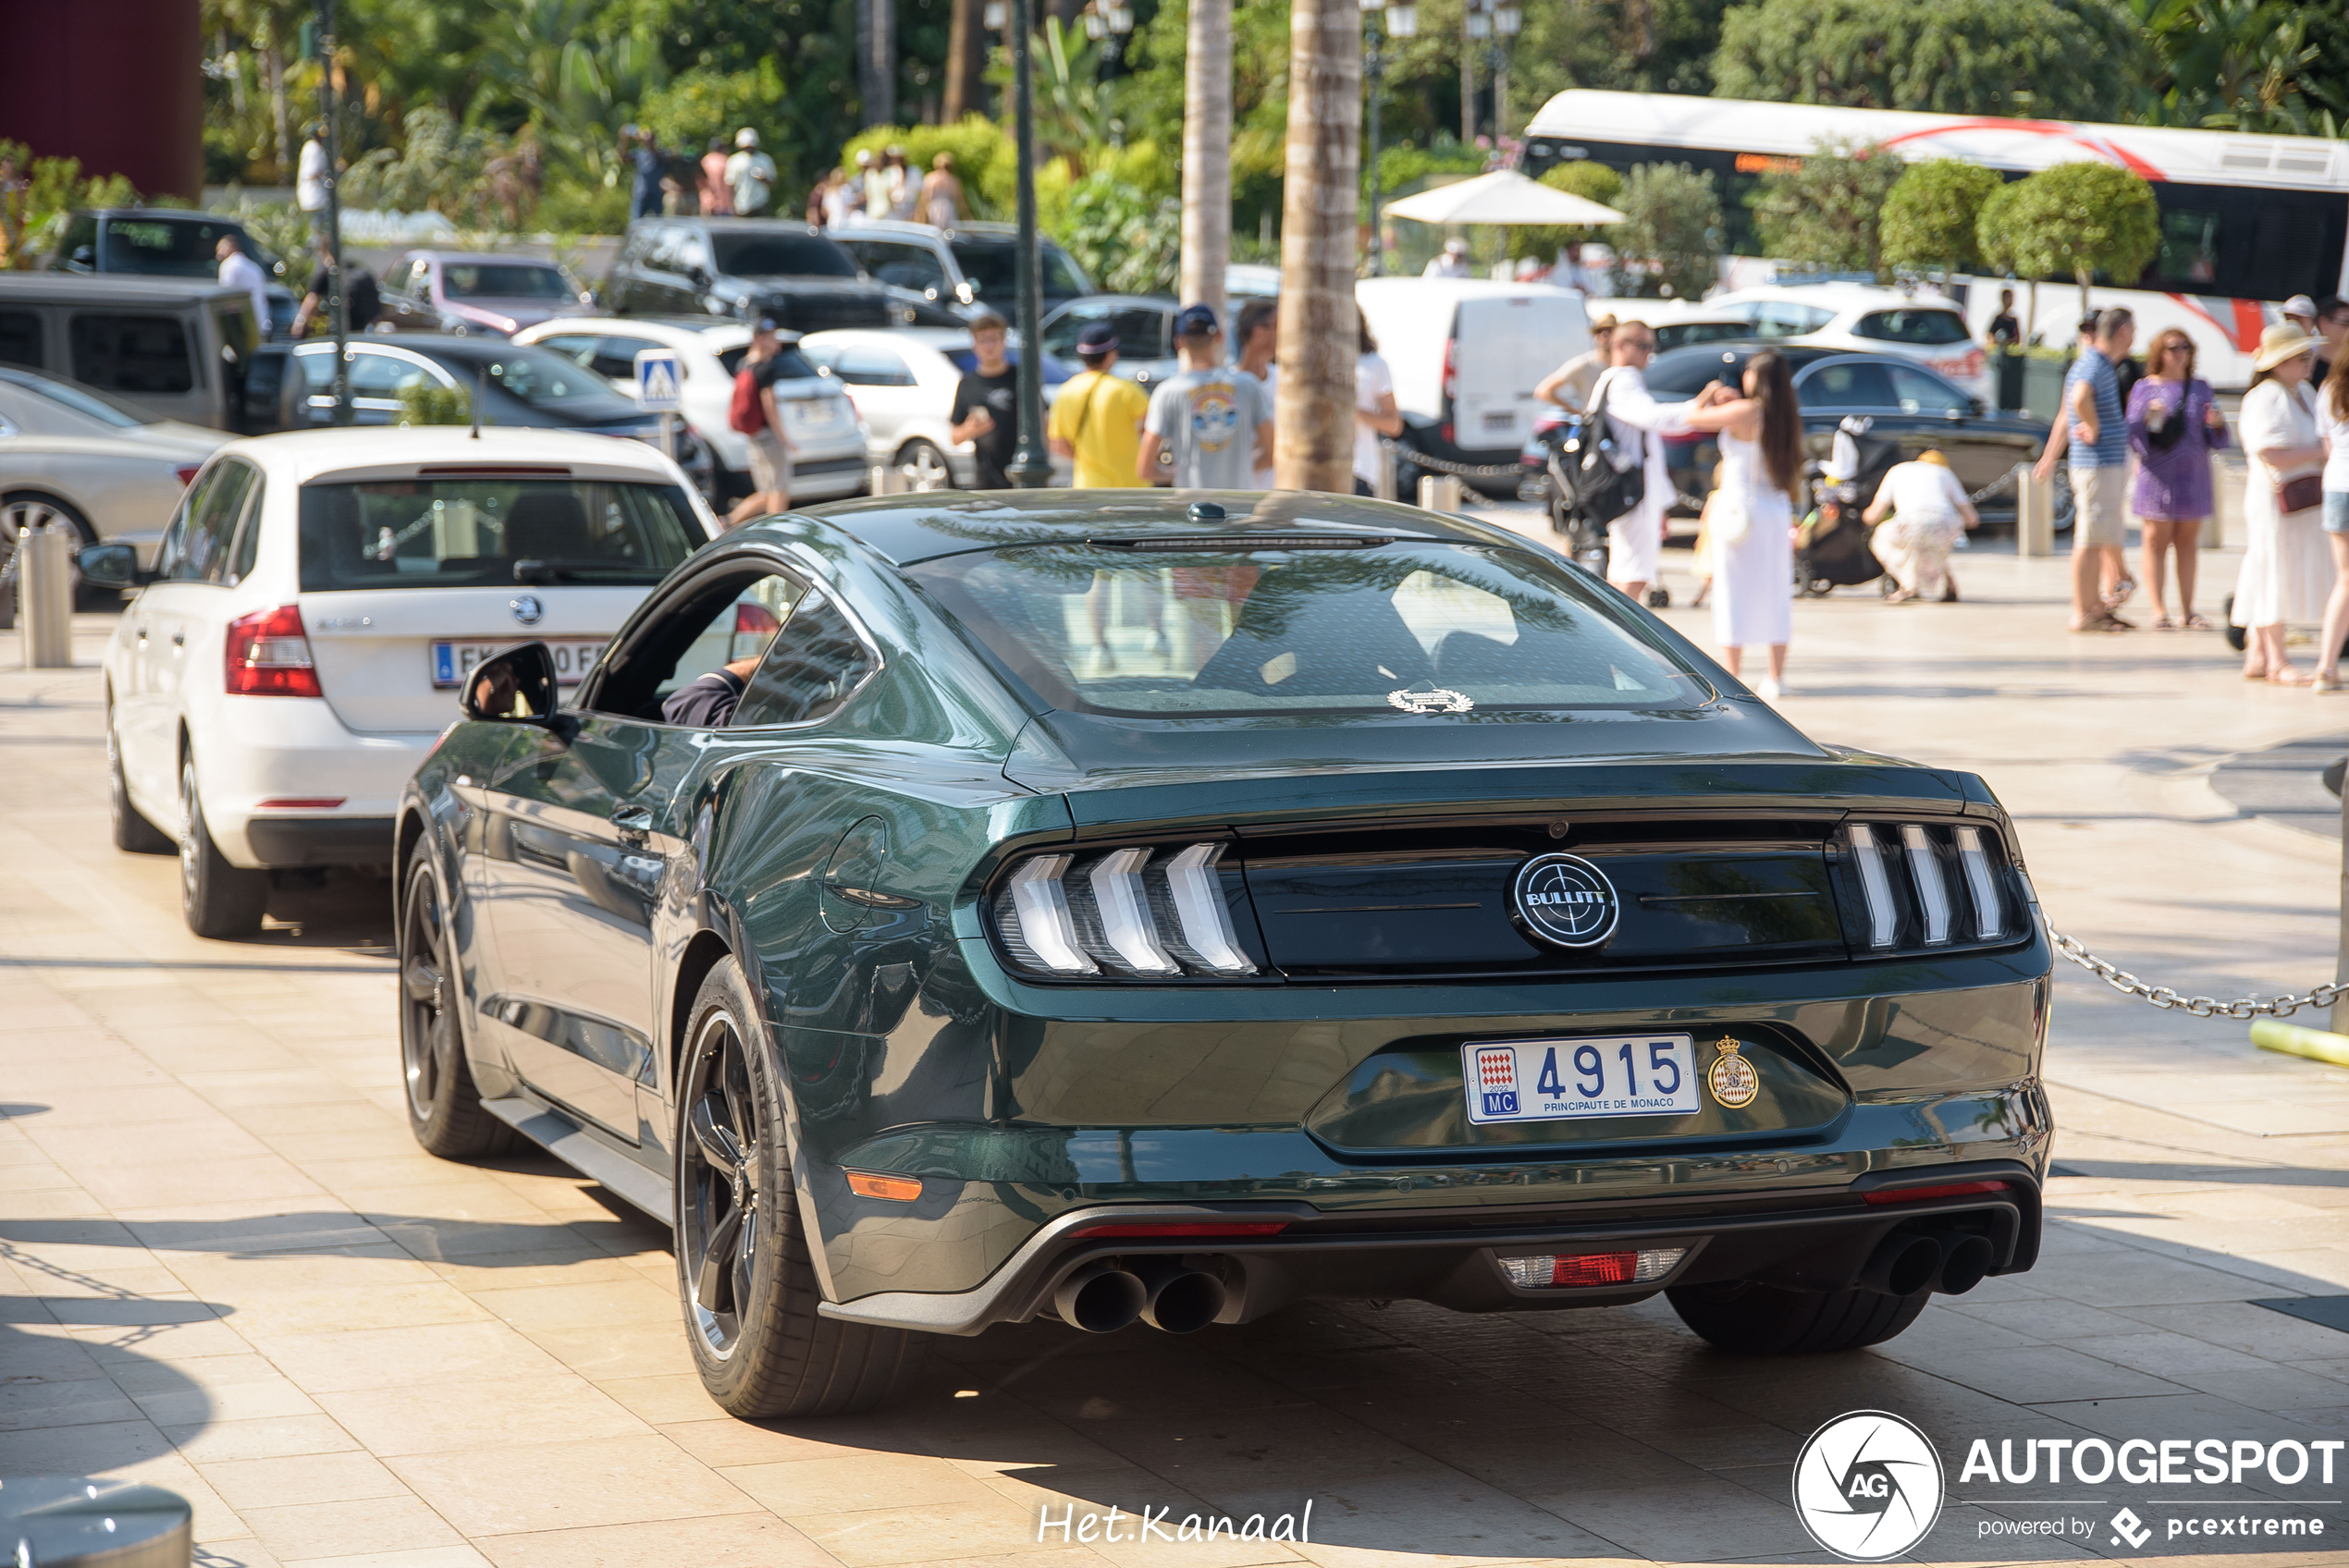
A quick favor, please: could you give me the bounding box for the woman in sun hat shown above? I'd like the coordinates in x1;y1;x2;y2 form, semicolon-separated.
2232;323;2332;684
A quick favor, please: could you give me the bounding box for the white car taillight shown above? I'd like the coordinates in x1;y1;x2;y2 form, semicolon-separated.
994;842;1256;979
224;605;320;698
1845;822;2012;952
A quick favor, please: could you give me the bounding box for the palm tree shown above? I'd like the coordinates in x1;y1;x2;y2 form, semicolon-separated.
1273;0;1359;494
1179;0;1231;323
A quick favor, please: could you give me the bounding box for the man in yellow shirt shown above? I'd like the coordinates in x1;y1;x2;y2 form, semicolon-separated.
1046;322;1150;487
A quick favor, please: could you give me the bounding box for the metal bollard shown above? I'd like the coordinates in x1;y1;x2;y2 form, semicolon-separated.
2016;473;2054;557
1373;439;1398;502
1417;474;1464;513
0;1476;192;1566
18;525;74;668
868;463;908;496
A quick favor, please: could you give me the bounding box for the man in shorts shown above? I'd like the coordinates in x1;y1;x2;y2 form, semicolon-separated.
1137;304;1272;489
728;319;794;526
2036;308;2135;631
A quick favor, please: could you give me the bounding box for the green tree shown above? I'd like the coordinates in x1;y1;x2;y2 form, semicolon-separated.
1880;159;2005;278
1976;161;2160;313
2124;0;2343;134
1713;0;2154;122
1750;140;1902;276
0;141;139;269
1507;161;1625;264
1611;162;1720;300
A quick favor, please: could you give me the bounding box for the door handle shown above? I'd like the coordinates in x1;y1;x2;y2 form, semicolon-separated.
135;623;149;643
611;805;653;846
170;631;185;647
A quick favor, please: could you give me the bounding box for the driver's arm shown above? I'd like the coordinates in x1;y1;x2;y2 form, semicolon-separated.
659;655;762;727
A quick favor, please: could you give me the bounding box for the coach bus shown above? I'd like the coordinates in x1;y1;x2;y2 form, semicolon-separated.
1519;90;2349;387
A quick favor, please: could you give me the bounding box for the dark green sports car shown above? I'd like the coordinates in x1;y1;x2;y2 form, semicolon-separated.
396;490;2051;1418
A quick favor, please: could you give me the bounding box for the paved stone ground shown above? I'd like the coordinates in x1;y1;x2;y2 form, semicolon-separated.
8;530;2349;1568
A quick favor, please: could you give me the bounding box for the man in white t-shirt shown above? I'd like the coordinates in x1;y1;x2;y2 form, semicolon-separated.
1423;239;1472;278
726;129;776;215
215;236;271;330
296;132;329;237
1581;320;1695;606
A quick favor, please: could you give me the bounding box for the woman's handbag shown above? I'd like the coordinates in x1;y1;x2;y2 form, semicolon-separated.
2280;472;2325;514
1709;487;1753;547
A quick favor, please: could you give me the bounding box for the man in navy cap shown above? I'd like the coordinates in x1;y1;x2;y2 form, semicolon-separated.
1047;320;1150;487
1138;304;1273;489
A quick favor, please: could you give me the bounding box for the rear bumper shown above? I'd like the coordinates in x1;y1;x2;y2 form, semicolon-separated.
818;1160;2042;1335
193;700;434;868
244;815;398;866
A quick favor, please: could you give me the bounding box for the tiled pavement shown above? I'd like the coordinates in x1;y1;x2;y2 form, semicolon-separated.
8;533;2349;1567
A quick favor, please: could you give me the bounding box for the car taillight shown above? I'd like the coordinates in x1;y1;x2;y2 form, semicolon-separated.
174;465;202;486
731;601;780;660
1499;1248;1686;1288
1843;822;2011;951
1441;337;1457;403
225;605;320;697
991;842;1256;979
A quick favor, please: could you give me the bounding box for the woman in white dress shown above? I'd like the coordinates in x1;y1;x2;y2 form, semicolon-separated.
1679;350;1805;699
2232;325;2332;684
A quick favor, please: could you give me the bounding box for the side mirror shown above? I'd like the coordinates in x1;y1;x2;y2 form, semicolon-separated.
76;544;154;590
461;642;560;724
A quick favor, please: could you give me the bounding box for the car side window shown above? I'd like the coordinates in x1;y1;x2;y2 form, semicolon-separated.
534;334;601;369
834;346;914;386
1747;302;1835;339
0;312;42;370
593;336;666;382
69;313;194;394
348;350;442;400
586;569;806;721
646;227;685;272
732;587;878;728
160;459;257;582
221;478;268;585
1801;361;1898;409
1888;364;1969;415
674;231;712;276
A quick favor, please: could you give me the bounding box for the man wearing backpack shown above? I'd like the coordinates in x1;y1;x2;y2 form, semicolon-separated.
1581;320;1697;607
727;319;793;526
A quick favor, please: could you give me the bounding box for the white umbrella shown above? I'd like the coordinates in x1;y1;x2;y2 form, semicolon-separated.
1383;168;1624;227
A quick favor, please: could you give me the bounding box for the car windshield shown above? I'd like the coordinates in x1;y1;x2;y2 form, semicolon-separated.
98;217;252;278
1855;309;1972;346
0;367;160;427
473;348;639;412
910;540;1708;717
949;238;1093;300
443;263;573;300
709;233;859;279
299;478;702;591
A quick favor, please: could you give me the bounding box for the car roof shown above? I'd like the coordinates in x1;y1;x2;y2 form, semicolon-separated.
833;220;948;245
516;316;759;348
220;426;687;486
1357;276;1582;303
77;207;249;226
400;251;569;267
679;217;832;235
776;489;1517;568
0;275;249;306
1711;283;1962;312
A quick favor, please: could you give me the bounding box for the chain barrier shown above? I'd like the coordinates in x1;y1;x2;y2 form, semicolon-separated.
2050;931;2347;1020
1524;462;2024;519
1394;446;1534;482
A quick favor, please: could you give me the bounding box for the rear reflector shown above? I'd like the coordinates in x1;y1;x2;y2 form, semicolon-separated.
845;1171;923;1201
1067;1220;1289;1239
255;798;346;810
1863;1180;2010;1207
1500;1247;1685;1289
225;605;320;698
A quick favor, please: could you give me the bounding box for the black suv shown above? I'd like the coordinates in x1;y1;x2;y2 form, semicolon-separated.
50;209;297;338
604;218;920;334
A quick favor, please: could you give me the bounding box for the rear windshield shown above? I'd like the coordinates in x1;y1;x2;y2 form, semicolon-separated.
710;234;859;279
299;478;702;592
1855;309;1970;346
909;540;1709;717
444;263;574;300
473;347;639;413
1645;351;1748;397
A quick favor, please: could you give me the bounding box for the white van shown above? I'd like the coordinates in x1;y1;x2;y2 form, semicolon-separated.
1355;278;1590;484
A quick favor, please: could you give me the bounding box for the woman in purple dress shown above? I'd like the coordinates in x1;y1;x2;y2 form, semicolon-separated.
2127;327;2230;630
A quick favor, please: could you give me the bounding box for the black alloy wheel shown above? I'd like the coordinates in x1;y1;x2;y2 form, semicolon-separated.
676;959;920;1417
178;754;267;938
398;855;510;1158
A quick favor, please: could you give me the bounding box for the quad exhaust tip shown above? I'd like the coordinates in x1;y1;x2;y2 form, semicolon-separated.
1859;1231;1998;1298
1054;1258;1228;1334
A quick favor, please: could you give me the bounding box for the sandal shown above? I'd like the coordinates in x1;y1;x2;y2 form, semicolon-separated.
2104;573;2138;609
2314;670;2343;692
2183;613;2212;631
2270;668;2312;686
2151;616;2176;631
2072;612;2130;632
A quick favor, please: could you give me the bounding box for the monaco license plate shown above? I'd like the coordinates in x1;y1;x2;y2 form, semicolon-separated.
431;639;607;690
1464;1035;1701;1124
1482;410;1518;433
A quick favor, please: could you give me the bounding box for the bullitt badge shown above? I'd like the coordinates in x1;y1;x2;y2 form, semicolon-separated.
1708;1039;1761;1109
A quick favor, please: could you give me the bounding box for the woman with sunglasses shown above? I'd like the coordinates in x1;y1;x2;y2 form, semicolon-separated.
2125;328;2228;631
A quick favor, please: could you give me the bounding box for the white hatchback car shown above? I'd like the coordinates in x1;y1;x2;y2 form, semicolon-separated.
1703;284;1991;402
797;328;1070;490
82;427;721;937
513;317;868;506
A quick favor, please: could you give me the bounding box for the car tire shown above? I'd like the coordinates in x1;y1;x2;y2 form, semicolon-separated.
108;709;173;855
398;852;513;1159
1666;1278;1931;1354
894;439;953;493
0;492;96;611
676;958;924;1418
179;754;267;938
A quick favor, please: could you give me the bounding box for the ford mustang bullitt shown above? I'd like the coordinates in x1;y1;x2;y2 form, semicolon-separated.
395;490;2051;1417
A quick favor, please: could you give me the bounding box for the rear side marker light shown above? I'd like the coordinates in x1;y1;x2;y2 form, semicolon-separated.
1500;1247;1685;1289
1863;1180;2010;1207
1069;1220;1289;1239
995;842;1255;979
225;605;321;698
845;1171;923;1201
255;798;346;810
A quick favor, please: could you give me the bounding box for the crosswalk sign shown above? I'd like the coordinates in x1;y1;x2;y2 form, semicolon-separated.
633;349;683;412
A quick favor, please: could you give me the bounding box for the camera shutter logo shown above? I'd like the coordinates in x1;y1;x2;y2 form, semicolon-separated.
1791;1410;1943;1562
1512;852;1620;949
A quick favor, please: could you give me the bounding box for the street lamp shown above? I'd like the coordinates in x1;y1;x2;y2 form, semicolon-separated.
1360;0;1417;278
1007;0;1052;486
1081;0;1135;63
1489;0;1520;145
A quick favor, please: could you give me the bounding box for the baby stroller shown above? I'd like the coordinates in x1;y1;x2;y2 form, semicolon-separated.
1796;417;1897;598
